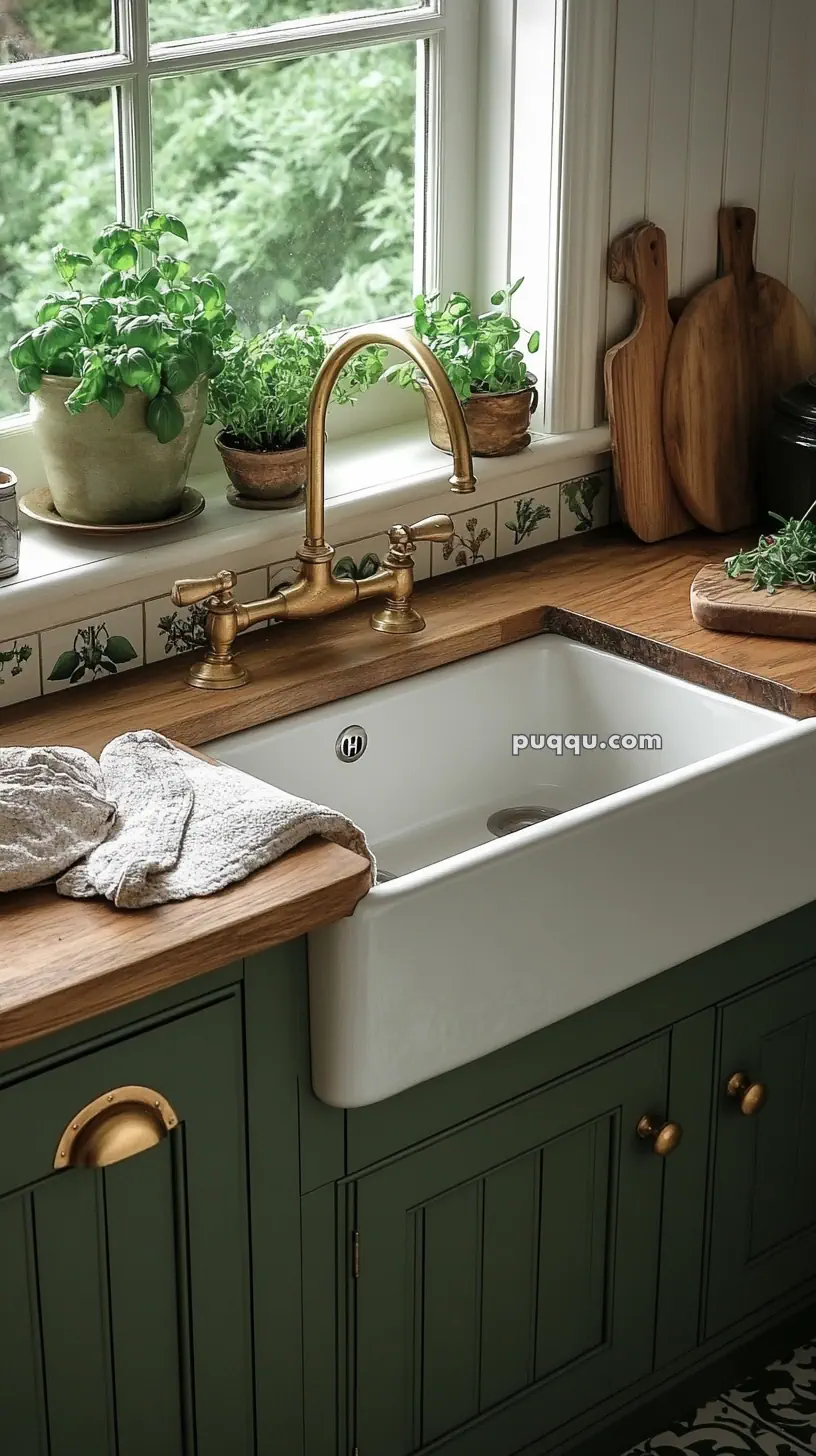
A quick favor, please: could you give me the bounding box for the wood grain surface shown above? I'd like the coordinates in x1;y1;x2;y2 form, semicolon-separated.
604;223;693;542
691;563;816;641
663;206;816;532
0;842;370;1052
9;521;816;1054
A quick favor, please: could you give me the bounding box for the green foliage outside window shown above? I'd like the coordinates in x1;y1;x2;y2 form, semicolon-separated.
0;0;417;414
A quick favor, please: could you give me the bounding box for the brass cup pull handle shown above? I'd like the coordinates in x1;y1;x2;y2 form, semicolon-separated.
171;568;237;609
726;1072;767;1116
636;1115;683;1156
54;1086;179;1170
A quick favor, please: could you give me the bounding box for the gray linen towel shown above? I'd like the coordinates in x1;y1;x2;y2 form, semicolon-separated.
0;746;115;892
57;729;374;908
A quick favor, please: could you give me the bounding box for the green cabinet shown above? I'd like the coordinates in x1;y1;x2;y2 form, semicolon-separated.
3;910;816;1456
706;964;816;1337
0;983;253;1456
348;1036;671;1455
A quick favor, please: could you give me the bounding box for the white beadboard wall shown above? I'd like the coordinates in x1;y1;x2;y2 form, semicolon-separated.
604;0;816;349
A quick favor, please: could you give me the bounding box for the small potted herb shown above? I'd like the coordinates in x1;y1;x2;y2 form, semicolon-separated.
387;279;541;457
9;211;232;526
208;316;386;506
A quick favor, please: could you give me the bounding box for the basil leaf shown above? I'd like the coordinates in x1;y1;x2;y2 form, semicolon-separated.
146;392;185;443
118;314;164;352
16;365;42;395
163;349;199;395
99;269;123;299
98;383;125;418
117;347;160;398
9;333;38;369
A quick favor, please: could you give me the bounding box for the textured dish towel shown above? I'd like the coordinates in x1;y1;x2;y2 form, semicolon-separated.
0;746;115;892
57;729;374;908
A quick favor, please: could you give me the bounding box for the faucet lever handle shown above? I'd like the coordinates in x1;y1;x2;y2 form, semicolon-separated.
388;514;454;557
171;569;238;609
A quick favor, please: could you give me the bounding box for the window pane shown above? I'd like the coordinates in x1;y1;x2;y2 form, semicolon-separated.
151;1;420;46
0;3;112;64
151;41;418;332
0;89;116;416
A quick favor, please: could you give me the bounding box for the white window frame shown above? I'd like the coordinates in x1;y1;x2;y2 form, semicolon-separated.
0;0;479;449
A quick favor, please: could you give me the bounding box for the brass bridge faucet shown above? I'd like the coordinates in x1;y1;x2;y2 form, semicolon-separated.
172;325;477;689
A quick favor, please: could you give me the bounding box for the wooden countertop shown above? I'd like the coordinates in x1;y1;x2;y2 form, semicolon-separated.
2;523;814;1053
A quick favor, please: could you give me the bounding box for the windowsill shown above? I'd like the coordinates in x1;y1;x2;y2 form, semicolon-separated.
0;419;611;642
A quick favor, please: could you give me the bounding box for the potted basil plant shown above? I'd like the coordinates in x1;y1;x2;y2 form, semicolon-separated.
208;315;386;506
9;210;233;525
387;279;541;457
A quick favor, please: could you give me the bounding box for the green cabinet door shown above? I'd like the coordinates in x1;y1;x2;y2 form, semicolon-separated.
348;1034;671;1456
0;991;253;1456
706;961;816;1337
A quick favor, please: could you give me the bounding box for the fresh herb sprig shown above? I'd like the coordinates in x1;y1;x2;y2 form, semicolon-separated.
208;314;385;452
724;502;816;594
385;279;540;401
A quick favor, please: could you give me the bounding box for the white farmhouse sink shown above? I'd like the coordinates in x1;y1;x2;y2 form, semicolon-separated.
207;635;816;1107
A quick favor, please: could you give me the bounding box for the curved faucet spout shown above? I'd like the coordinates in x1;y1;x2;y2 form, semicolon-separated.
303;325;476;550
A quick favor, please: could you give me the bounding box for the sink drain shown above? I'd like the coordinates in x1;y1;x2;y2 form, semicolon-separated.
487;805;561;838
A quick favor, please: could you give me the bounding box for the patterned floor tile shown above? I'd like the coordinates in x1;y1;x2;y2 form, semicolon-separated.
625;1395;812;1455
728;1341;816;1452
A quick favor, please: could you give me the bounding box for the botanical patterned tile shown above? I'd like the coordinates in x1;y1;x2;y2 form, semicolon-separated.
0;634;41;707
497;484;559;557
145;567;268;663
728;1340;816;1451
42;605;144;695
431;504;497;576
559;470;611;537
332;531;431;584
624;1395;811;1455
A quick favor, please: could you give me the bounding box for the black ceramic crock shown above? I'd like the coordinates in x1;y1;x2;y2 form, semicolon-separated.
760;374;816;526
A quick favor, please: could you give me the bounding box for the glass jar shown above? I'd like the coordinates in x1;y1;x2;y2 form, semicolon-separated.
0;468;19;581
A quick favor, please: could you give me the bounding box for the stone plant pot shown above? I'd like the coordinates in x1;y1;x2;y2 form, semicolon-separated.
419;375;538;458
30;374;208;526
216;431;307;504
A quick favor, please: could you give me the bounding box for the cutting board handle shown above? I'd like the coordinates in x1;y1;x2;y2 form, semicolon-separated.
609;222;670;315
718;206;756;288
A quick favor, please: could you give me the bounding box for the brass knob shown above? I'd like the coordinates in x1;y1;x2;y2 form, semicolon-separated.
636;1114;683;1156
54;1086;179;1170
171;568;237;609
726;1072;767;1116
388;514;454;555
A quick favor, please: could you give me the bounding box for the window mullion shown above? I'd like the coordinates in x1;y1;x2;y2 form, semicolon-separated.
113;0;152;224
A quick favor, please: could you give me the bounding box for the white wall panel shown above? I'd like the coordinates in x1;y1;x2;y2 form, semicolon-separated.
603;0;816;353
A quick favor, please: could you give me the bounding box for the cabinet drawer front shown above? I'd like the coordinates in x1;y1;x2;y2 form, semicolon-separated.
352;1035;670;1456
0;995;253;1456
707;963;816;1337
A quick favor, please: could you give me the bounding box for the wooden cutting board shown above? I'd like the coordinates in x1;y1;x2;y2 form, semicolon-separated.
664;206;816;533
604;223;693;543
691;562;816;640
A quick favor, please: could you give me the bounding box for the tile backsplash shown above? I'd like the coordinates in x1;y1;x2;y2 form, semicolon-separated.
0;467;610;710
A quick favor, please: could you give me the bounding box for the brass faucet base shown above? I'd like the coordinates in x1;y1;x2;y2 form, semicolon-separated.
370;602;425;635
187;656;251;690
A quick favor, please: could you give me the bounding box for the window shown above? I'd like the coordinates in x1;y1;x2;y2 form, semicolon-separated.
0;0;477;419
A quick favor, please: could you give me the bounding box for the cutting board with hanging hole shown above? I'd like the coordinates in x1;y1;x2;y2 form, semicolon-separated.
604;222;694;543
691;562;816;640
664;206;816;534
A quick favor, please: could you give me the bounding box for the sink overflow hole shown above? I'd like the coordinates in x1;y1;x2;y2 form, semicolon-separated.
487;805;562;837
335;725;367;763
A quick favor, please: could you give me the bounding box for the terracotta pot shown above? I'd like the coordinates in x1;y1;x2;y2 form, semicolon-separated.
30;375;207;525
216;432;307;503
419;375;539;458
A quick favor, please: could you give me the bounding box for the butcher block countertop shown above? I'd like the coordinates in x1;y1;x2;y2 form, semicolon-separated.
3;523;815;1053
